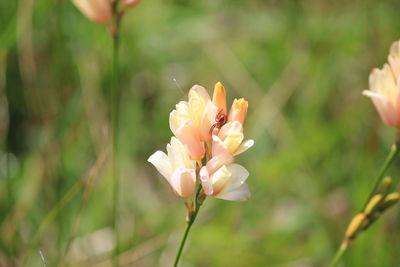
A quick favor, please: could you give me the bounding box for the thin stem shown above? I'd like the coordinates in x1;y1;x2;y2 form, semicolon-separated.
361;141;400;211
111;1;121;264
329;242;347;267
329;141;400;267
173;185;204;267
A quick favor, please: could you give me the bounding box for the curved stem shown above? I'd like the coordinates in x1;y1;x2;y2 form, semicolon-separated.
361;141;400;211
173;186;204;267
329;242;347;267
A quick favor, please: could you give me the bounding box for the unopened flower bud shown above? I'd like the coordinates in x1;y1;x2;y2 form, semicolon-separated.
228;98;248;125
345;213;366;240
378;176;393;197
379;192;400;212
364;194;384;216
213;82;227;115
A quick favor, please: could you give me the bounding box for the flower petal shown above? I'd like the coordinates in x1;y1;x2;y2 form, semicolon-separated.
234;139;254;156
170;168;196;197
206;153;234;174
363;90;397;127
72;0;111;23
218;164;249;195
199;166;213;195
147;151;172;181
212;135;230;157
167;137;195;170
199;101;218;142
215;183;250;201
175;121;205;160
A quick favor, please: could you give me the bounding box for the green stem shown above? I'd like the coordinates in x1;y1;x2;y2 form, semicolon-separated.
329;242;347;267
111;2;121;264
173;186;204;267
361;141;400;211
329;141;400;267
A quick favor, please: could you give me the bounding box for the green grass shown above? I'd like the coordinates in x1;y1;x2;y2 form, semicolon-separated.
1;0;400;266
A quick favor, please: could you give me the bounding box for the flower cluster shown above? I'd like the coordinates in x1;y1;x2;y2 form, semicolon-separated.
148;82;254;201
363;40;400;128
72;0;141;24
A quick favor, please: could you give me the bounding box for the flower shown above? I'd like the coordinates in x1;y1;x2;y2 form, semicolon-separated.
121;0;141;7
149;81;254;202
363;40;400;128
200;163;250;201
147;137;196;197
212;121;254;157
72;0;142;24
72;0;112;24
169;85;219;160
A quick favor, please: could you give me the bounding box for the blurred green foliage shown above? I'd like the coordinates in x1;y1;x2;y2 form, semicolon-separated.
1;0;400;266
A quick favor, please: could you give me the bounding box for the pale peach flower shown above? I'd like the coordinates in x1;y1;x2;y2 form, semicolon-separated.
169;85;219;160
199;163;250;201
388;41;400;79
148;137;196;197
212;121;254;157
72;0;112;24
363;40;400;128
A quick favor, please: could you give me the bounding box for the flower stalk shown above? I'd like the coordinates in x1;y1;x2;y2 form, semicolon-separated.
110;0;122;262
329;141;400;267
173;184;205;267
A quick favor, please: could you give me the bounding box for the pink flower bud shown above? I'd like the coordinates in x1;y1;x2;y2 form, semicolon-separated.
228;98;248;125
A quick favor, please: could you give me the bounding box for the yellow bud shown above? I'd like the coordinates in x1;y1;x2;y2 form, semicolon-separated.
345;213;366;239
378;176;392;197
379;192;400;212
364;194;384;216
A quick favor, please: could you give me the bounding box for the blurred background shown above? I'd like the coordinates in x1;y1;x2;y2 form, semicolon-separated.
1;0;400;266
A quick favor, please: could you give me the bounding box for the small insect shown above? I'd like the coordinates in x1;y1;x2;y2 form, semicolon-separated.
209;109;228;135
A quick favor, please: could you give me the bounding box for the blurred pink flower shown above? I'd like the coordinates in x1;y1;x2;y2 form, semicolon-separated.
363;40;400;128
72;0;112;24
148;137;196;198
121;0;141;7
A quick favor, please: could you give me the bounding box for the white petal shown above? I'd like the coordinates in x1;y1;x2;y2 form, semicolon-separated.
189;85;211;102
234;139;254;156
170;168;196;197
210;165;232;194
216;183;250;201
199;166;213;195
167;137;195;170
218;164;249;194
148;151;172;181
